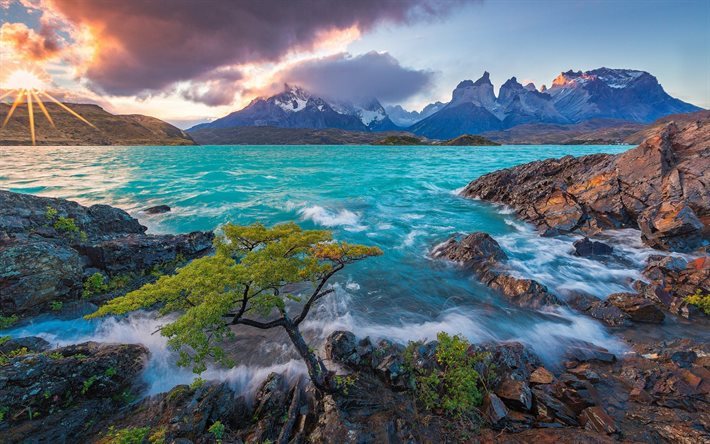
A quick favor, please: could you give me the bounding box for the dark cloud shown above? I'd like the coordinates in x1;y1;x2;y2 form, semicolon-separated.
179;67;244;106
0;21;62;61
46;0;468;96
276;51;434;102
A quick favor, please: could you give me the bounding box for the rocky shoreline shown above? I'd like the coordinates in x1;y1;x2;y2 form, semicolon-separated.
1;118;708;442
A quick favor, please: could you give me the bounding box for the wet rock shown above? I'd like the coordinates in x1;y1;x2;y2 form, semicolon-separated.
470;341;542;382
461;119;710;252
607;292;665;323
567;292;632;327
670;351;697;368
496;379;533;411
563;341;616;364
482;393;509;427
432;231;561;309
579;406;617;435
530;367;555;385
0;341;148;442
638;254;709;318
144;204;171;214
573;237;613;258
370;339;408;390
0;336;50;353
532;388;579;426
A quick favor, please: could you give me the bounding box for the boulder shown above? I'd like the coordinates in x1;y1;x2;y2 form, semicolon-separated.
566;292;632;327
530;367;555;385
607;292;665;323
143;204;171;214
431;232;508;265
579;406;617;435
0;336;50;353
573;237;613;257
482;393;509;427
496;379;533;411
461;119;710;252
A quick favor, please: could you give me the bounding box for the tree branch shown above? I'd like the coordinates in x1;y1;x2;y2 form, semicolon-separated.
234;317;286;329
293;264;343;325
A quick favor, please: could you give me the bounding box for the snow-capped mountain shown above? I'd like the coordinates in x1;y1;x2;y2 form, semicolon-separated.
409;68;701;139
385;102;445;127
547;68;700;122
190;85;398;132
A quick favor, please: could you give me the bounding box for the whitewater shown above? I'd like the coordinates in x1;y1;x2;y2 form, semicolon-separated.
1;144;681;395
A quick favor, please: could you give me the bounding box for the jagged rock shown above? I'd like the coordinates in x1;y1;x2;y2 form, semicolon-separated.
0;342;148;442
530;367;555;385
432;232;561;309
573;237;613;257
0;336;50;353
143;204;171;214
607;292;665;323
496;379;533;411
637;254;709;318
579;406;617;434
470;341;542;382
0;190;213;318
532;388;579;426
462;119;710;252
567;292;632;327
562;341;616;364
482;393;509;427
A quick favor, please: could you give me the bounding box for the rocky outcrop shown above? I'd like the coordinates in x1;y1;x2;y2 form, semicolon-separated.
461;118;709;252
0;341;148;442
0;190;213;318
431;232;561;309
573;237;613;258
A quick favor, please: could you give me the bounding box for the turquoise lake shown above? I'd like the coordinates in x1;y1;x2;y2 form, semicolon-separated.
2;144;662;393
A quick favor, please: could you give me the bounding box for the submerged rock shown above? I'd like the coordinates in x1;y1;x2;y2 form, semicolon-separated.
573;237;613;258
607;292;665;323
461;118;710;252
431;232;561;309
143;204;171;214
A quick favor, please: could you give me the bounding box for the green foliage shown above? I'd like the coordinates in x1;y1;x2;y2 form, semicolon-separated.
0;336;9;346
406;332;487;418
1;347;31;366
88;222;382;376
148;427;166;444
47;351;64;359
189;376;206;390
45;206;87;242
334;374;357;395
108;274;134;291
0;406;8;422
0;314;18;329
50;300;64;311
83;272;109;298
102;426;151;444
685;289;710;315
208;420;225;440
105;366;117;377
81;375;99;395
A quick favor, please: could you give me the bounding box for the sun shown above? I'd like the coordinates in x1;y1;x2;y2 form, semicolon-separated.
0;68;97;146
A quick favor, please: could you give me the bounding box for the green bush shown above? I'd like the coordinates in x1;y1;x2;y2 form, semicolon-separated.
102;426;150;444
208;421;225;440
45;206;87;242
685;289;710;315
0;315;18;330
83;273;109;298
405;332;487;418
50;301;63;311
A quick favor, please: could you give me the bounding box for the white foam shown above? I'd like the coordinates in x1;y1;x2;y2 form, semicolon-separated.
298;205;365;231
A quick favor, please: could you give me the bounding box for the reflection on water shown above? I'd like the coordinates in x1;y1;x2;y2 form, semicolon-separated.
3;143;660;394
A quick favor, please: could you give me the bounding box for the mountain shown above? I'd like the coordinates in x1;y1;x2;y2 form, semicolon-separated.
385;102;445;126
0;102;195;146
409;68;701;139
188;126;411;145
548;68;701;122
189;85;399;133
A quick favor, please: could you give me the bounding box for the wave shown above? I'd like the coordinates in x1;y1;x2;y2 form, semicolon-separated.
298;204;365;231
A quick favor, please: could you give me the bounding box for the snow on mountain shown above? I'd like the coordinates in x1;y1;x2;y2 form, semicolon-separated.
385;101;446;126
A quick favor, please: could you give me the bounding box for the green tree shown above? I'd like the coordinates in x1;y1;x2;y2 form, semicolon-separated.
87;222;381;392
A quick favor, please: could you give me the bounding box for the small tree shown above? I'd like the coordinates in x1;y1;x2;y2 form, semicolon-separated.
87;222;381;392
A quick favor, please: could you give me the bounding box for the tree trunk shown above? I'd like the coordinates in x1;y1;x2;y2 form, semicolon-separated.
282;319;332;392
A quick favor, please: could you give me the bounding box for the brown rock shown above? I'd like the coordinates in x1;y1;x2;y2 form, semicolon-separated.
607;292;665;323
496;379;533;411
530;367;555;385
482;393;509;427
579;406;617;434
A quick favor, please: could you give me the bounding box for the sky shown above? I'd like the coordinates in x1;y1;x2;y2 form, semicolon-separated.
1;0;708;128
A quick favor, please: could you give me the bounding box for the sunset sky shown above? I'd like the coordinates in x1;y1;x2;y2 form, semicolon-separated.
1;0;708;128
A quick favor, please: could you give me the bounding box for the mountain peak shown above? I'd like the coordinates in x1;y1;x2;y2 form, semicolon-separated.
473;71;492;86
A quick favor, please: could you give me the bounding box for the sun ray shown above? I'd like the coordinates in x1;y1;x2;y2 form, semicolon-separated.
0;90;15;102
31;90;55;127
27;89;36;145
2;88;25;129
40;91;97;129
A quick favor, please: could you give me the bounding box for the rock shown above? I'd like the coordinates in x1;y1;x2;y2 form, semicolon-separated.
532;388;579;426
579;406;617;435
461;119;710;252
573;237;613;257
670;351;697;368
0;342;148;442
482;393;509;427
638;254;709;318
0;336;50;353
0;190;214;318
607;292;665;323
470;341;542;382
432;232;561;309
530;367;555;385
563;341;616;364
144;204;171;214
496;379;533;411
0;238;84;316
566;292;632;327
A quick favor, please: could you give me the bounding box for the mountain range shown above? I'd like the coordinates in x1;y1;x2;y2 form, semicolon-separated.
188;67;702;141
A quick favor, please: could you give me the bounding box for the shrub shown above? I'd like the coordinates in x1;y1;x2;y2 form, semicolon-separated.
83;273;109;298
81;375;99;394
405;332;487;418
208;421;225;440
102;426;150;444
0;315;18;330
685;289;710;315
50;301;63;311
45;206;87;242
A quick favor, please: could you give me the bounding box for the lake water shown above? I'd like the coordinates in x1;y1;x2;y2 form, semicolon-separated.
2;144;664;394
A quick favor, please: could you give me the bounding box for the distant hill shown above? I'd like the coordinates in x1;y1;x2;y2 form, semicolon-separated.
0;102;195;146
623;110;710;144
480;119;645;145
189;125;412;145
441;135;499;146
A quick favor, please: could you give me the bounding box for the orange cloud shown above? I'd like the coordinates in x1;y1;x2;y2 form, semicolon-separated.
0;22;61;62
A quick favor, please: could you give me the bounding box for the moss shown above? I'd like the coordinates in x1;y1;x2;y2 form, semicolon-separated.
685;289;710;315
50;301;64;311
45;206;87;242
101;426;151;444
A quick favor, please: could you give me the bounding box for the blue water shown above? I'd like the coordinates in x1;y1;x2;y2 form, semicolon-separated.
2;144;661;393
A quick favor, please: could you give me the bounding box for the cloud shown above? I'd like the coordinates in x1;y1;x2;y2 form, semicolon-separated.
273;51;434;103
44;0;468;96
179;67;244;106
0;21;62;62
